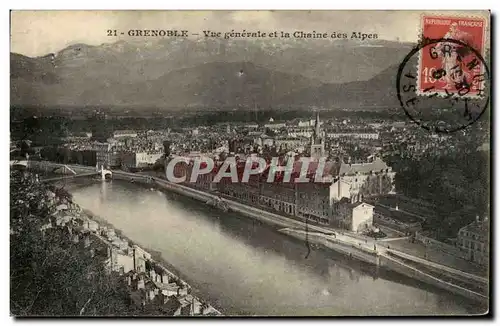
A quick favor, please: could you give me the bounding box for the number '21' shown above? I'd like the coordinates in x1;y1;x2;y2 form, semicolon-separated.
107;30;117;37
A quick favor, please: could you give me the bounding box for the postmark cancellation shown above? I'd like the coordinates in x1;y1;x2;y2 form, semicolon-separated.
417;15;488;98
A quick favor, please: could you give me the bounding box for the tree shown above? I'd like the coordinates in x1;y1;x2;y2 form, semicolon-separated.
380;175;393;194
391;149;489;240
10;172;142;316
153;156;165;172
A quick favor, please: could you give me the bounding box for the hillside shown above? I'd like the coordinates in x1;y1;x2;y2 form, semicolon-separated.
279;63;403;109
75;61;323;108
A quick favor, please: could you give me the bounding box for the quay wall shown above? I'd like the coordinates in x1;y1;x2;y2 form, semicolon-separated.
153;177;299;230
385;249;488;290
279;228;380;265
379;255;488;303
414;231;470;260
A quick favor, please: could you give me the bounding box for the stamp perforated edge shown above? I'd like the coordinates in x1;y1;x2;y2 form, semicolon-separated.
415;13;489;99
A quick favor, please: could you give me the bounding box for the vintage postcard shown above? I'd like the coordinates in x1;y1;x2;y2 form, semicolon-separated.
10;10;490;317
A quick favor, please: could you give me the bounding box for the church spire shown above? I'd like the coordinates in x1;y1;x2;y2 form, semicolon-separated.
314;111;321;140
310;110;325;159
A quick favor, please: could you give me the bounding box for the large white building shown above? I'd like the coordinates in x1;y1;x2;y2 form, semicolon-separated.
113;130;138;138
326;130;379;140
331;157;396;201
335;200;375;232
457;218;489;266
264;123;286;130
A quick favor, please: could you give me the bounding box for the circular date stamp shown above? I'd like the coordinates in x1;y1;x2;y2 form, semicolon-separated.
396;37;490;133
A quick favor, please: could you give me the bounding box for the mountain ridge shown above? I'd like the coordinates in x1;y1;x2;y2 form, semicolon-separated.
11;39;415;109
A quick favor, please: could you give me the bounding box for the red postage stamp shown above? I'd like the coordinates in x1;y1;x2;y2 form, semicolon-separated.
418;15;487;97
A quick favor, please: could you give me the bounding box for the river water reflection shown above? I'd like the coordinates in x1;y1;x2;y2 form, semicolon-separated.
71;180;481;316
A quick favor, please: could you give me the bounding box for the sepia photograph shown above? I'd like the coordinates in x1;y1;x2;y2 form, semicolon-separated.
9;9;491;317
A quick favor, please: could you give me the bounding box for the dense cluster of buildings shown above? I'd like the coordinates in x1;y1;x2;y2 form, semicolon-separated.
380;119;490;160
37;112;400;234
46;130;167;171
53;110;487;175
33;110;489;250
171;154;393;233
165;114;395;234
40;186;220;316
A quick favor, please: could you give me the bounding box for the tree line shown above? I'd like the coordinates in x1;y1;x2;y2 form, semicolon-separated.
386;150;489;240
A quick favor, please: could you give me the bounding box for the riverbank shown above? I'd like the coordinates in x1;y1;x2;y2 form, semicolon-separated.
279;227;488;304
65;175;487;315
80;207;224;316
78;204;222;316
146;177;488;305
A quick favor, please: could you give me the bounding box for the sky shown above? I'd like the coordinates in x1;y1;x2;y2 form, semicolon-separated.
10;10;490;57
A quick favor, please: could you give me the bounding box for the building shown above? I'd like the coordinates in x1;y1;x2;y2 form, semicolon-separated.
264;123;286;130
310;112;325;159
169;152;393;233
132;245;152;274
244;124;259;130
334;199;374;232
326;129;379;140
229;139;250;154
121;151;163;170
296;183;331;225
171;158;216;192
287;126;314;138
65;131;93;141
457;218;489;265
91;111;112;142
69;149;97;167
113;130;138;139
274;136;309;152
331;157;396;201
298;120;314;127
260;182;297;216
254;134;275;148
96;142;121;169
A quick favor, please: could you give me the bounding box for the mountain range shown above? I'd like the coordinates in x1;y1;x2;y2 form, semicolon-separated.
11;38;415;110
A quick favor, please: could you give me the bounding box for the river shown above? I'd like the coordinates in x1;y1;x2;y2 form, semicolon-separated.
70;179;483;316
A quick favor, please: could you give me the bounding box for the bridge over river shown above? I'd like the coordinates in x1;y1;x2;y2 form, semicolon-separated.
28;161;113;182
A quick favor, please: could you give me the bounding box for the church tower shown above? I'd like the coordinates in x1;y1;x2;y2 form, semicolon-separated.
310;111;325;159
314;111;321;139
